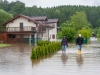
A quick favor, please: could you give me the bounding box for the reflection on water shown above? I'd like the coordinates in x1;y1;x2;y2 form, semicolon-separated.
31;53;56;67
76;54;83;67
0;43;33;75
61;53;68;65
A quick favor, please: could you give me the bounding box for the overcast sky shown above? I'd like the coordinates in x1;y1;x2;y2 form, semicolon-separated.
7;0;100;8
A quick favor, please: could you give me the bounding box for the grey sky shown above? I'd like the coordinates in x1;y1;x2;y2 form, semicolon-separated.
7;0;100;7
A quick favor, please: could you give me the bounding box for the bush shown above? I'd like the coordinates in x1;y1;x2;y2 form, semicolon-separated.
31;48;37;59
31;41;61;59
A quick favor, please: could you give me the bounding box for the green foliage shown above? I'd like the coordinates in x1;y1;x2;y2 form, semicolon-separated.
70;11;91;31
58;11;92;41
76;28;91;38
97;34;100;38
58;22;76;41
35;46;40;58
0;9;13;25
96;19;100;28
57;31;62;39
31;41;61;59
97;27;100;38
31;48;37;59
10;3;25;16
92;28;98;37
61;27;75;41
37;40;49;46
45;45;49;55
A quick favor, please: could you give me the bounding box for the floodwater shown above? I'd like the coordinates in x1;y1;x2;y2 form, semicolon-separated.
0;39;100;75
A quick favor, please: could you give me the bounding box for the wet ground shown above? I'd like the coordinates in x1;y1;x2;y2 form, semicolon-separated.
0;39;100;75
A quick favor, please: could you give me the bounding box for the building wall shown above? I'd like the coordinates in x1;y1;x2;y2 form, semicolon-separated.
0;33;7;43
42;28;49;41
49;23;57;41
6;17;36;27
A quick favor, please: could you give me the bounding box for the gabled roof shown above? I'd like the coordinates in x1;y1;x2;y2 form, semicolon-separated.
30;16;48;21
46;19;59;24
2;14;44;26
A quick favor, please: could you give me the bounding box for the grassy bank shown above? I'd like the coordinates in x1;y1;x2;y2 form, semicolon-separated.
0;44;11;48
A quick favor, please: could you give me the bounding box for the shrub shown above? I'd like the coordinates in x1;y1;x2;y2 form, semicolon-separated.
31;41;61;59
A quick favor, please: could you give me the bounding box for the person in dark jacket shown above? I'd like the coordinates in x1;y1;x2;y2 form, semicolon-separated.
61;36;68;54
76;34;83;54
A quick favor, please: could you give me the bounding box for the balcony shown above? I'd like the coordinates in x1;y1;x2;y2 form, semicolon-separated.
7;26;37;32
0;26;46;33
0;26;37;33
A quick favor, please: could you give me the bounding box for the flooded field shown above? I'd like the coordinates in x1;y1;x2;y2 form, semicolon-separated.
0;40;100;75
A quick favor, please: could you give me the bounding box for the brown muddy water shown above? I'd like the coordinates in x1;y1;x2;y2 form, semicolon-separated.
0;40;100;75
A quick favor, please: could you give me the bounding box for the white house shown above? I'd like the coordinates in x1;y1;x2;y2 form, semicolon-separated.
1;14;59;43
30;16;59;42
45;19;59;41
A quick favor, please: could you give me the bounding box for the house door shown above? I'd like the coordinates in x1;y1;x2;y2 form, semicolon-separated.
31;35;34;43
20;23;23;31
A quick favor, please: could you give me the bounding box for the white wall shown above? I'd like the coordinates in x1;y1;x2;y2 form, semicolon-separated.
6;17;37;32
42;28;49;41
6;17;36;27
49;23;57;41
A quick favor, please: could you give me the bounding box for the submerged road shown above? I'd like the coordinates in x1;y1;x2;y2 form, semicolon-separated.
0;39;100;75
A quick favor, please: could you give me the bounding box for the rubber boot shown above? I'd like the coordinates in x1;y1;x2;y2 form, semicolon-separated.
78;50;81;54
80;50;81;53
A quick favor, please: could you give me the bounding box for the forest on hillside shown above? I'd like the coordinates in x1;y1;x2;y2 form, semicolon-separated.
0;0;100;28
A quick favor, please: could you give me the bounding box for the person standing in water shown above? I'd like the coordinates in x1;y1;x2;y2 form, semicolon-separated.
76;34;83;54
61;36;68;54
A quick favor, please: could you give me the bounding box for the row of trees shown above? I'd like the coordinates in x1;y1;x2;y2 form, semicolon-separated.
1;0;100;28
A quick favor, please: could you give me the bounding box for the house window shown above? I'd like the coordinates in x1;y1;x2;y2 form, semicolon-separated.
8;34;16;38
52;34;55;39
52;24;55;27
20;22;23;31
31;35;34;38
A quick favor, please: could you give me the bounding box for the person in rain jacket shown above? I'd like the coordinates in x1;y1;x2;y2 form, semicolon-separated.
76;34;83;54
61;36;68;54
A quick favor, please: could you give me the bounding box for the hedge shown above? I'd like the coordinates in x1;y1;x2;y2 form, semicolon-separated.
31;41;61;59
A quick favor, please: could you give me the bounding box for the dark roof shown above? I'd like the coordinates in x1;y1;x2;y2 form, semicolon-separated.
46;19;59;24
2;14;44;26
30;16;48;21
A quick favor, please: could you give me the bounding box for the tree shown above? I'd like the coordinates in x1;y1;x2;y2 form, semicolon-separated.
96;19;100;28
97;27;100;38
0;9;13;25
58;20;76;41
58;26;75;41
92;28;98;37
76;28;92;38
70;11;91;31
10;4;25;16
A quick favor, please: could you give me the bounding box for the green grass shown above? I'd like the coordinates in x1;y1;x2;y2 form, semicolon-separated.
0;44;11;48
